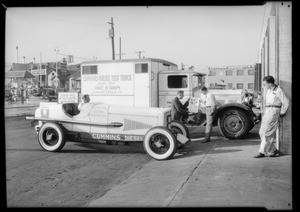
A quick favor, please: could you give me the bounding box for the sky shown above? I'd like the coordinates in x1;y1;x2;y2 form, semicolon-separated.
5;5;266;72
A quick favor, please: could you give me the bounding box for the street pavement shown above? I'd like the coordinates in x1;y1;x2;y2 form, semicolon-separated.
4;96;49;117
4;99;293;209
88;127;292;209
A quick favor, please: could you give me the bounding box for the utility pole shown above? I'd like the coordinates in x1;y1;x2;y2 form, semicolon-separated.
16;46;18;63
23;56;25;64
135;51;145;59
54;48;59;89
108;17;115;60
39;53;42;87
181;63;187;70
115;37;125;60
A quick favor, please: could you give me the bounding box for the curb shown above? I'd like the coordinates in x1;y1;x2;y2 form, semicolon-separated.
5;105;38;109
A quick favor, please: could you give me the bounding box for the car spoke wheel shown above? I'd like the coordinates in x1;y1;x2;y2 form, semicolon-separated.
43;128;59;146
143;127;177;160
149;133;170;154
38;122;66;152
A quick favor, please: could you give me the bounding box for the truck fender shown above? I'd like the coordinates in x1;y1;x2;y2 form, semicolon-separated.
212;103;255;126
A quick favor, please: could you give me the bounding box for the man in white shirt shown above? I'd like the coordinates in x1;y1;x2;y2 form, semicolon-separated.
200;86;217;143
254;76;289;158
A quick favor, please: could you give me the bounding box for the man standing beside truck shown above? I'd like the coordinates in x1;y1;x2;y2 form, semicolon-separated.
200;86;217;143
254;75;289;158
171;90;189;123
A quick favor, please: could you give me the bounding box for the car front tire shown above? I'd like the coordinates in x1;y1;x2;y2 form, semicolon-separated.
38;122;66;152
143;126;177;160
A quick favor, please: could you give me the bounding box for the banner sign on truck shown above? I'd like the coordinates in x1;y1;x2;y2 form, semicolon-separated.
81;63;134;96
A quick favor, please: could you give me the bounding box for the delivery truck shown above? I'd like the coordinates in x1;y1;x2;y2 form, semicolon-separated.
80;58;260;139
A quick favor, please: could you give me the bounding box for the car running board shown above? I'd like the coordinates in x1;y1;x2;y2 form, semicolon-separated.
25;116;123;127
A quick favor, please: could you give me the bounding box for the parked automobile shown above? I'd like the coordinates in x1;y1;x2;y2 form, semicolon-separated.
26;101;190;160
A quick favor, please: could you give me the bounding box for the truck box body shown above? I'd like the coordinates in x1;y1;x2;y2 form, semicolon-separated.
81;58;177;107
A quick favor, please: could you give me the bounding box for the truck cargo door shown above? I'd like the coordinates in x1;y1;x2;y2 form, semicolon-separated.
134;63;150;107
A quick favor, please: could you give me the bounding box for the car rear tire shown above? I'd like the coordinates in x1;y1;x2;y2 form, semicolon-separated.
218;108;251;139
38;122;66;152
169;120;190;149
143;127;177;160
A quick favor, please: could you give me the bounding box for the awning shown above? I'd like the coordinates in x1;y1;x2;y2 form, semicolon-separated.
6;70;35;78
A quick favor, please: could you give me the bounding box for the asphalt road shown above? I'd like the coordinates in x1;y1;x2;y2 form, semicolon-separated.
5;116;226;207
5;116;152;207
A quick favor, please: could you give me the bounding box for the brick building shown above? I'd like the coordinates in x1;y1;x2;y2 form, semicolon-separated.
206;65;255;90
258;2;292;154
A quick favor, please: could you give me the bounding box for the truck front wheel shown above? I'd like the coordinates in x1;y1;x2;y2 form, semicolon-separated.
218;108;251;139
143;127;177;160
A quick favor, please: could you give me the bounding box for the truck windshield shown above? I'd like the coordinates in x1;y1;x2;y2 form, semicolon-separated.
167;75;188;88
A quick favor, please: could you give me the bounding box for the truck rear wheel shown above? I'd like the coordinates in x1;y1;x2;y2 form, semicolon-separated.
38;122;66;152
169;120;190;149
143;127;177;160
218;108;251;139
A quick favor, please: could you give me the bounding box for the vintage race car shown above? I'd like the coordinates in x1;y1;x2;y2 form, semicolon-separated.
26;102;190;160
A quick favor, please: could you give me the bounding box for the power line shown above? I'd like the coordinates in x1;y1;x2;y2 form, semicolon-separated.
135;51;145;59
12;10;108;26
29;26;100;57
57;52;95;61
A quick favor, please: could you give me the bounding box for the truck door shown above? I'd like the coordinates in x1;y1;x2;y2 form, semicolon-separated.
134;63;150;107
158;73;190;108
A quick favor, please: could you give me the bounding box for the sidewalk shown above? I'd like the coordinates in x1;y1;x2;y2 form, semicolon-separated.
88;127;292;209
4;96;50;117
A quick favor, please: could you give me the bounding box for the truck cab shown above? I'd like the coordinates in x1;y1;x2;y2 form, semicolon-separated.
158;70;205;108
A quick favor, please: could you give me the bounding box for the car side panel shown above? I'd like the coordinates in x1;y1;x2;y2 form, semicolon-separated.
72;103;93;132
89;103;109;134
107;113;157;137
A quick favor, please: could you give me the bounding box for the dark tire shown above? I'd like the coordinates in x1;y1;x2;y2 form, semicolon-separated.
218;108;251;139
169;120;190;149
143;126;177;160
38;122;66;152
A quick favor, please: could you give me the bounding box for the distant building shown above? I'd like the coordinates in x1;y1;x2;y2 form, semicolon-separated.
5;63;35;88
67;63;81;92
205;65;255;90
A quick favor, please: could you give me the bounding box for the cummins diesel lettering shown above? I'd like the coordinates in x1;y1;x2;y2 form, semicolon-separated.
91;133;144;141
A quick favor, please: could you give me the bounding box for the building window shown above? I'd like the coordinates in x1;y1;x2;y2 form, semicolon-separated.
248;69;255;75
82;65;98;75
248;83;254;89
237;70;244;76
237;83;244;89
167;75;188;88
135;63;148;73
210;70;216;76
226;70;233;76
227;83;233;89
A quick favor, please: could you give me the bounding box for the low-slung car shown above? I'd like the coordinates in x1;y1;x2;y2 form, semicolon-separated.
26;101;190;160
